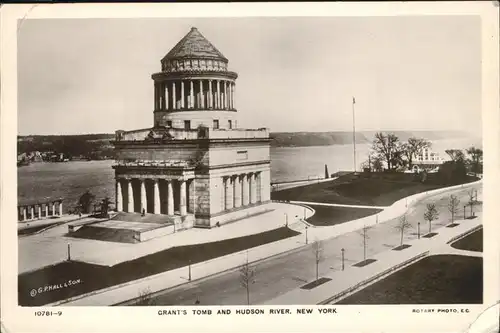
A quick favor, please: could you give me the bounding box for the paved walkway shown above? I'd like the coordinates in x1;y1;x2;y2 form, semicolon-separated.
264;214;483;305
18;214;91;231
19;203;312;272
291;201;386;210
49;181;481;306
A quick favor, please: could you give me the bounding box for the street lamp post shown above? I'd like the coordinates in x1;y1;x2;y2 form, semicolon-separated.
67;243;71;261
188;260;192;281
303;207;306;220
341;248;345;271
305;226;308;244
417;222;420;239
285;213;288;227
464;205;466;220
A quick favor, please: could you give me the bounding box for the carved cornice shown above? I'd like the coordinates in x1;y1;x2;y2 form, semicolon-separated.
152;70;238;81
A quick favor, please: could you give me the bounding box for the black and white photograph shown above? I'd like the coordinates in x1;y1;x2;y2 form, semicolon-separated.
1;3;499;333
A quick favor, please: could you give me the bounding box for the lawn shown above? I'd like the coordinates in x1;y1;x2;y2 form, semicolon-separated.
451;228;483;252
18;227;299;306
271;172;477;206
338;255;482;304
305;205;382;226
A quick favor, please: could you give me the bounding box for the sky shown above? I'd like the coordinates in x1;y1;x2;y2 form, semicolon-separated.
17;16;482;135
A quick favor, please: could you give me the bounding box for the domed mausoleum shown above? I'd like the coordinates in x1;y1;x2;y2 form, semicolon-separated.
112;27;271;229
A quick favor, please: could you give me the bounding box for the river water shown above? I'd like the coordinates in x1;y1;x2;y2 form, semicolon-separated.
18;137;480;212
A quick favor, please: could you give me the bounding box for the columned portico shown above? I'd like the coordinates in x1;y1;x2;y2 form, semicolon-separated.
233;175;242;208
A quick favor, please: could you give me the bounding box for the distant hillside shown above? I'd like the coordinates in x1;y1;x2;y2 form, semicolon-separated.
269;130;471;147
17;130;474;154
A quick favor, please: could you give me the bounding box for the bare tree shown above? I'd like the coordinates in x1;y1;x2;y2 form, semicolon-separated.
371;132;401;171
424;203;440;234
136;287;156;306
311;240;324;281
395;214;412;246
239;253;256;305
358;225;371;261
401;137;431;169
448;195;461;224
467;189;477;217
445;149;465;162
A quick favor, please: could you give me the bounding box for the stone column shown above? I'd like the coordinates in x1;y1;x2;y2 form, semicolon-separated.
165;83;169;111
37;205;41;219
127;179;134;213
172;82;176;110
52;203;56;216
242;174;250;206
181;81;185;109
208;80;213;109
154;83;158;110
45;204;49;217
233;175;242;208
250;173;257;204
229;81;232;109
167;181;174;215
153;179;160;214
116;180;123;212
224;81;229;110
140;179;147;213
30;206;35;219
190;81;194;109
232;83;235;109
216;80;220;110
23;207;27;220
180;180;187;216
59;202;63;216
223;177;230;210
199;80;204;108
256;172;261;202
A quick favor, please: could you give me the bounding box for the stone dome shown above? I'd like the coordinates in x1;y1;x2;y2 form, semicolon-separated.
161;27;229;72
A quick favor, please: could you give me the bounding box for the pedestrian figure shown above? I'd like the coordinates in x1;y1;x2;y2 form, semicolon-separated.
141;208;145;217
216;221;220;228
195;299;200;305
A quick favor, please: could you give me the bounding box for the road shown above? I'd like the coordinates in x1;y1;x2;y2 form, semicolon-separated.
136;184;481;306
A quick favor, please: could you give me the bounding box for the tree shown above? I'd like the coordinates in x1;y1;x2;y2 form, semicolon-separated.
402;137;431;169
424;203;439;234
466;147;483;176
395;214;412;246
359;225;371;261
239;253;256;305
437;160;467;184
448;195;460;224
467;189;477;217
136;287;157;306
324;164;329;179
78;190;95;214
445;149;465;162
311;240;324;281
371;155;384;172
371;132;401;171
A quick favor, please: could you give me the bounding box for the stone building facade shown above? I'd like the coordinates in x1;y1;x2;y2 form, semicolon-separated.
112;27;271;228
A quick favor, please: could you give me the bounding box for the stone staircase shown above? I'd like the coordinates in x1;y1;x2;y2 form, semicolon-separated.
112;212;175;224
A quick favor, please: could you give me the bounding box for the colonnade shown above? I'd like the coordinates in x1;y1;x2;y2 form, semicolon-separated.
18;200;63;221
155;79;235;111
116;178;191;216
223;172;262;211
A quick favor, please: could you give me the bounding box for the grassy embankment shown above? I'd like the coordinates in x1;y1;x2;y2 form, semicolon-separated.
272;172;477;226
338;255;483;304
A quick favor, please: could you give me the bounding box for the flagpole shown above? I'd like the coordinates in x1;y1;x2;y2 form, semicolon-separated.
352;97;356;173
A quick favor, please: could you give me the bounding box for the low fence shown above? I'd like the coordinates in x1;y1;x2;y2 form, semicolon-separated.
446;225;483;245
318;251;430;305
